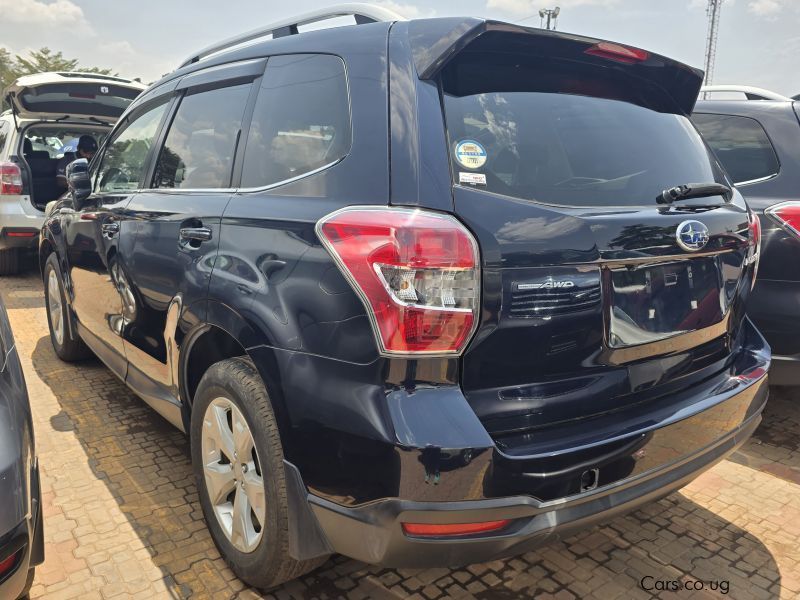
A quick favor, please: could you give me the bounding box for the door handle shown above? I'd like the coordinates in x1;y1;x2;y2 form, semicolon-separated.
179;227;213;243
101;222;120;236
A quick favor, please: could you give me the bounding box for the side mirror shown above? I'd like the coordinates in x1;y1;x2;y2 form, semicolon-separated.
66;158;91;209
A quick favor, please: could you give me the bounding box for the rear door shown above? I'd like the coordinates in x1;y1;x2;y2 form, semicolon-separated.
4;73;145;122
399;23;759;450
118;61;260;421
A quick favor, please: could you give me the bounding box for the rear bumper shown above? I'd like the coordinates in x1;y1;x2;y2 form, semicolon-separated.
288;320;770;567
766;354;800;386
0;195;43;251
308;411;761;567
0;460;43;598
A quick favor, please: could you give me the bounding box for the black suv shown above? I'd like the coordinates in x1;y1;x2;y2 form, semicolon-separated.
40;7;770;590
694;86;800;385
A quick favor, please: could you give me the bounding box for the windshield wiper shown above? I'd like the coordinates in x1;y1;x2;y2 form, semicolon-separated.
657;182;732;205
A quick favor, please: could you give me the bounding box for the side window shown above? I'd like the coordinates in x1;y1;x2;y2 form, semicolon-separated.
0;122;7;156
241;54;351;189
153;84;251;189
692;113;780;184
96;100;169;193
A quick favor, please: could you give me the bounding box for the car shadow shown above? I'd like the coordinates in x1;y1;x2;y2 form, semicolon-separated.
28;332;785;599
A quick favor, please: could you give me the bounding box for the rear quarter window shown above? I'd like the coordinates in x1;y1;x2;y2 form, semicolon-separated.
240;54;351;189
692;113;780;184
0;122;7;156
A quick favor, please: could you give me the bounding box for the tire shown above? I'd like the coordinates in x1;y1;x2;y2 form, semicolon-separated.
190;357;327;589
0;249;19;276
43;253;91;361
17;567;34;599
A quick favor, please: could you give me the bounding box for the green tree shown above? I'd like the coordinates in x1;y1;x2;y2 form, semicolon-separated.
2;47;117;111
0;48;17;112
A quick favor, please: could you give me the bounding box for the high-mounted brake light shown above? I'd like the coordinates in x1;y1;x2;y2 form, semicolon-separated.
585;42;649;64
316;207;480;355
0;162;23;196
766;201;800;239
402;519;512;537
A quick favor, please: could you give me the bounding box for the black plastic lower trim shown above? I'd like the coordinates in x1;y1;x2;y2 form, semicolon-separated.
306;411;762;567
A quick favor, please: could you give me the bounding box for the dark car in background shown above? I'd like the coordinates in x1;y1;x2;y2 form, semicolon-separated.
0;295;43;599
41;6;769;590
694;86;800;384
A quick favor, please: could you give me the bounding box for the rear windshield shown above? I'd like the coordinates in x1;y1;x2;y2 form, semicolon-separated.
442;63;725;207
20;82;141;119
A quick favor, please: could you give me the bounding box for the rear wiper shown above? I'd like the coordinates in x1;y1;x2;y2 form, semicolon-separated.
657;182;732;205
89;116;110;126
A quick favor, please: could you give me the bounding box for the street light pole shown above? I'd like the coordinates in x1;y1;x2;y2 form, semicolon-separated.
539;6;561;30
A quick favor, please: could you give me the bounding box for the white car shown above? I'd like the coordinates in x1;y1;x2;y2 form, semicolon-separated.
0;72;145;274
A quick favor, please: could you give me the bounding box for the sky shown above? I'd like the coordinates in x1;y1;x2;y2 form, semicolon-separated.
1;0;799;96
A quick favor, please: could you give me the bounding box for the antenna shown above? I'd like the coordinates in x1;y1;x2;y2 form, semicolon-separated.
539;6;560;30
703;0;724;97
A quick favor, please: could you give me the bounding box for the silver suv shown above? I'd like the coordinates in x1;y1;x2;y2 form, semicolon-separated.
0;72;145;274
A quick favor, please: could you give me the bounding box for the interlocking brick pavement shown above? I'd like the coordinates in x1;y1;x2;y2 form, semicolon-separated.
2;267;798;599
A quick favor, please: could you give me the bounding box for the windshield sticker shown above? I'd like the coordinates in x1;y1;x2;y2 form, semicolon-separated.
454;140;487;169
459;172;487;186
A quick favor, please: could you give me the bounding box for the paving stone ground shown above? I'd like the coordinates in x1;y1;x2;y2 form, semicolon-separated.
3;267;799;600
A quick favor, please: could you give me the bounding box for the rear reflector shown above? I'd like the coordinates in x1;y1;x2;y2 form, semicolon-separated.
402;520;511;537
585;42;649;64
0;162;23;196
766;201;800;239
317;207;480;355
7;231;36;237
0;549;20;576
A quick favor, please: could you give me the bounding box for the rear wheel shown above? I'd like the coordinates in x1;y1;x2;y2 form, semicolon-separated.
0;249;20;275
43;253;91;361
190;357;327;589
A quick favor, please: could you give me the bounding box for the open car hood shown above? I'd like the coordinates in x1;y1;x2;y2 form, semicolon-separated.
4;71;146;124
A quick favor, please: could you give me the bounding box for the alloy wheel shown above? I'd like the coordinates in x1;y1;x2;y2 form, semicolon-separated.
47;269;64;345
201;397;266;553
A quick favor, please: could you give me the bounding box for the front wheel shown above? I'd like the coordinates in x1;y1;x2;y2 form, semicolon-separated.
43;253;91;361
190;357;327;589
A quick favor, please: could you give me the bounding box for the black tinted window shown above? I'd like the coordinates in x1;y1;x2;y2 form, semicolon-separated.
154;84;251;189
692;113;780;184
442;61;725;208
241;54;351;188
96;100;168;193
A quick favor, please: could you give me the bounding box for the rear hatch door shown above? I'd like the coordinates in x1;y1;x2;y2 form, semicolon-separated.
426;23;759;447
4;72;145;123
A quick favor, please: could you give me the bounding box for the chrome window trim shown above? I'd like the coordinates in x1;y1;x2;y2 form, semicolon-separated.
733;173;779;187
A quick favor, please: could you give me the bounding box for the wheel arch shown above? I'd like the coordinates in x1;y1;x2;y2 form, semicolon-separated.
180;302;290;446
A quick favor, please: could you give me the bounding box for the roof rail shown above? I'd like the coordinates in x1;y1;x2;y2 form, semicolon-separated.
700;85;791;101
179;3;407;68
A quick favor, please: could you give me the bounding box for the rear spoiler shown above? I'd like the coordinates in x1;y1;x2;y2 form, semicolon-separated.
405;18;704;115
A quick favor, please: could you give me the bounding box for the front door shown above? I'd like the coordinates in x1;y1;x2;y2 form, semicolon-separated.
64;97;171;378
118;77;255;415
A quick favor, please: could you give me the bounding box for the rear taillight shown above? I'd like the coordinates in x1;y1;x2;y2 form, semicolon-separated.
747;210;762;288
317;207;480;356
584;42;649;64
0;162;23;196
766;201;800;239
